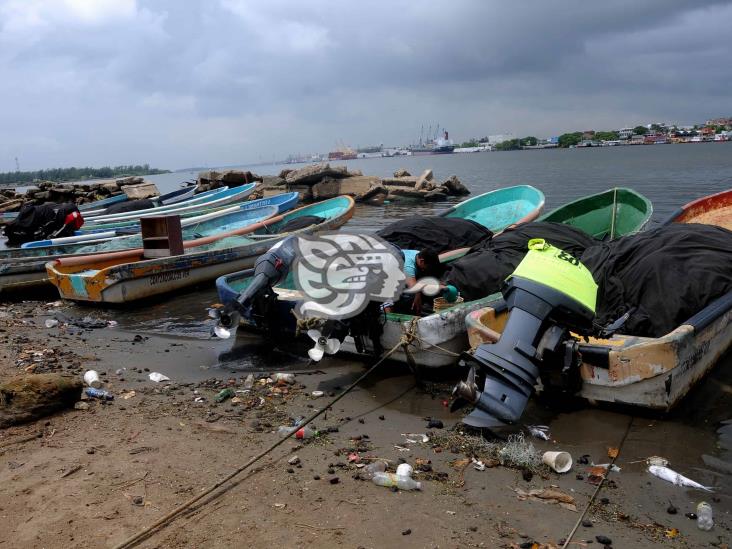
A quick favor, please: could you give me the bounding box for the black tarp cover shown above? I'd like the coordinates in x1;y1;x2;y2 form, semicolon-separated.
442;222;598;301
2;203;81;245
103;198;155;215
376;216;494;253
580;223;732;337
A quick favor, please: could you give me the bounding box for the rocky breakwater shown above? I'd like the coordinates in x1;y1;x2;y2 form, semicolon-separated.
0;176;160;213
256;163;470;205
195;169;264;193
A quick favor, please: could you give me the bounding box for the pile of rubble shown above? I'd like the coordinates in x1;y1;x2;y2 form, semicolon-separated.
0;176;160;213
254;163;470;204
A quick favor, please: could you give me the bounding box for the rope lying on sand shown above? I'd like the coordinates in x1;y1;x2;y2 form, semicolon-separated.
560;415;634;549
112;338;407;549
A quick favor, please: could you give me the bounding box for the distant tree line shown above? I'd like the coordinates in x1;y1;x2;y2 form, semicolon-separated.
0;164;170;186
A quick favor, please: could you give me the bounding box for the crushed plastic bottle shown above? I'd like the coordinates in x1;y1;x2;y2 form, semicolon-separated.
85;388;114;401
372;472;421;491
697;501;713;531
359;460;387;480
278;425;318;439
243;374;254;390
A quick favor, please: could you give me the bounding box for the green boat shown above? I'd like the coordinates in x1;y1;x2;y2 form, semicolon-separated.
539;187;653;239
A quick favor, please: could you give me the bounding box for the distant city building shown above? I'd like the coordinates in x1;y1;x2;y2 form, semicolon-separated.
705;117;732;128
618;128;634;139
487;134;515;144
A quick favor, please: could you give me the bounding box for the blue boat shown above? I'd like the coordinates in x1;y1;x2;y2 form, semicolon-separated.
438;184;545;230
23;192;300;247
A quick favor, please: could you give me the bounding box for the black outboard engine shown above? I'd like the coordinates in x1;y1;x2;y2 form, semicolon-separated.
218;236;298;330
454;239;598;428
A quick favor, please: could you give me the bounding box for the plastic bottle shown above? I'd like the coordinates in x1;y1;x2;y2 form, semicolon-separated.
85;388;114;400
372;472;422;491
214;388;235;403
243;374;254;390
396;463;414;477
696;501;713;531
359;460;387;480
278;426;318;439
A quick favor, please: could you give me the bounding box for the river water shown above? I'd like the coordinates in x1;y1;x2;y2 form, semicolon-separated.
149;142;732;232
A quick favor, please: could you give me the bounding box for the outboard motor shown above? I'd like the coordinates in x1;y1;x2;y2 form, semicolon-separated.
215;236;299;334
454;238;598;428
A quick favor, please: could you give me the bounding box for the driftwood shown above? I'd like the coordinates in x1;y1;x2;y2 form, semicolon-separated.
0;374;82;428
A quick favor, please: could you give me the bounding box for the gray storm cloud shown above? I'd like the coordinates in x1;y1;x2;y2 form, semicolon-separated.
0;0;730;170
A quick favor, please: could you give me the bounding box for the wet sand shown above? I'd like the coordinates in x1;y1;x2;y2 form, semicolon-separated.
1;299;730;548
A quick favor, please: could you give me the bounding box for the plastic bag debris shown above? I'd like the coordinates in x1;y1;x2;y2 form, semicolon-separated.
527;425;550;440
648;465;713;492
148;372;170;383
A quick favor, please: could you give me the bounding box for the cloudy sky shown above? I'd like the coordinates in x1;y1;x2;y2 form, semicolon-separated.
1;0;730;171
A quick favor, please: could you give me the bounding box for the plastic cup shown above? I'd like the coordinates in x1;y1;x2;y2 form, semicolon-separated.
83;370;102;389
542;451;572;473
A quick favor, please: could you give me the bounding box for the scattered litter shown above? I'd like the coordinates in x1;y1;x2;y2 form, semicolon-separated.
44;319;59;328
74;401;90;410
542;451;572;473
665;528;680;539
148;372;170;383
647;456;669;467
214;388;235;403
648;465;713;491
85;387;114;401
107;320;118;328
120;391;136;400
372;471;421;490
288;455;300;466
194;396;205;403
472;458;486;471
230;396;243;404
394;445;411;452
273;503;287;510
271;373;295;384
83;370;102;389
607;447;619;459
401;433;429;444
213;325;232;339
243;374;254;390
527;425;550;440
514;487;578;512
311;390;324;398
592;463;621;473
347;453;360;463
446;511;456;515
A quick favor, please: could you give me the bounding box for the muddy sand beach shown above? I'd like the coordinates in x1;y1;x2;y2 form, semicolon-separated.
0;297;730;549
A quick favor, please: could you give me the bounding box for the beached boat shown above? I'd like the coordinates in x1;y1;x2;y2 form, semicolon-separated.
214;186;574;368
0;193;297;292
83;184;256;225
465;196;732;409
539;187;653;239
662;187;732;230
0;186;203;225
22;192;300;248
46;196;355;303
439;184;545;230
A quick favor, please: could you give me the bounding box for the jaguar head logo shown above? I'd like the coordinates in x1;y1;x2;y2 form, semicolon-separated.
293;232;405;319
